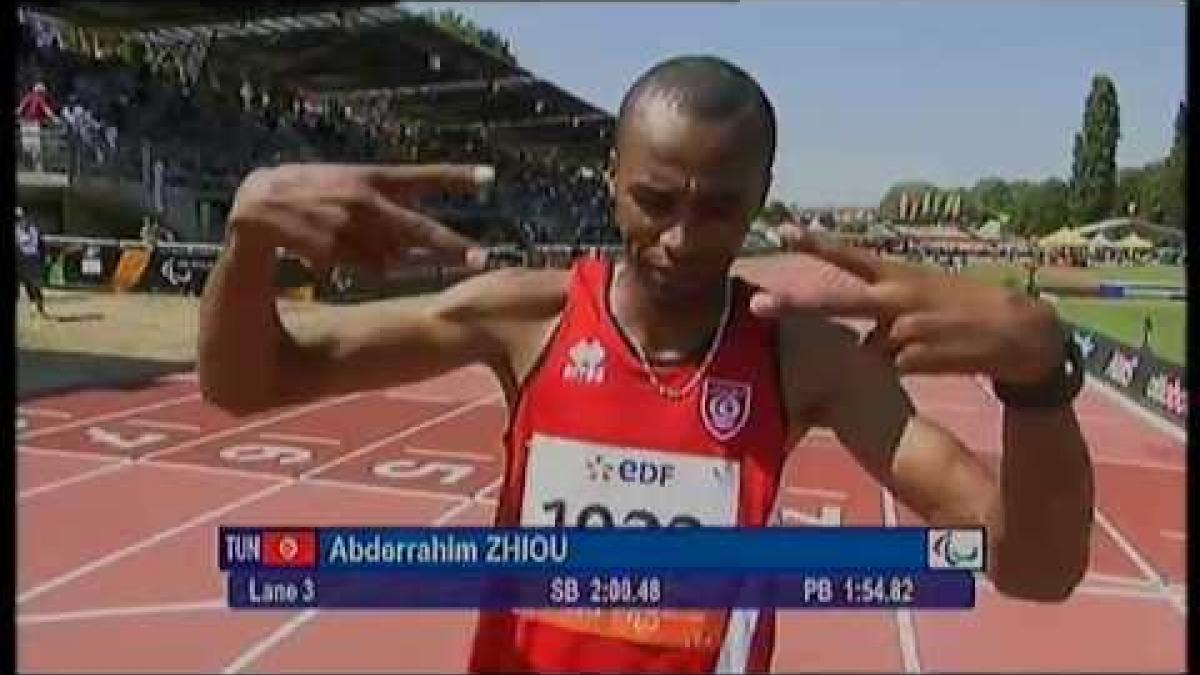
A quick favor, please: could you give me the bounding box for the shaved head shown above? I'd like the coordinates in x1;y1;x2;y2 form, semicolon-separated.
616;55;777;174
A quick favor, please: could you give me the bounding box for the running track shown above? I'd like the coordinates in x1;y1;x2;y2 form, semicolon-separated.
16;267;1186;673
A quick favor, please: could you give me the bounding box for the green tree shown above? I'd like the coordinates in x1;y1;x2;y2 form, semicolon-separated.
1117;166;1146;218
1033;178;1071;236
971;177;1013;222
1070;74;1122;224
758;199;793;225
1160;101;1185;228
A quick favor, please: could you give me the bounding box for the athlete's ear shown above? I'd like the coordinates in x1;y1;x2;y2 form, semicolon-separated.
605;149;618;196
755;170;773;210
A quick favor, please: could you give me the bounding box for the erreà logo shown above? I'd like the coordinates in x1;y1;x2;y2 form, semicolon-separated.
563;338;606;384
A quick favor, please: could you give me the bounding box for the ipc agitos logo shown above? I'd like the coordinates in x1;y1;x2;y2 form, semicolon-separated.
927;529;984;570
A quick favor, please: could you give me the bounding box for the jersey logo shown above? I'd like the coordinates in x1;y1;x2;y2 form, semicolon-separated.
701;378;752;442
563;338;606;384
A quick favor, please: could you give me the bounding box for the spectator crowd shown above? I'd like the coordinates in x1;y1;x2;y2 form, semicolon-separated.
16;9;615;247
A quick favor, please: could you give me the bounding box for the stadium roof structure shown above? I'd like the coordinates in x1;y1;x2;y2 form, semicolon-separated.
35;2;616;156
30;2;397;31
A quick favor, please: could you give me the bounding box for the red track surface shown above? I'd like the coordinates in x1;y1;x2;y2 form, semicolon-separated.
16;352;1186;672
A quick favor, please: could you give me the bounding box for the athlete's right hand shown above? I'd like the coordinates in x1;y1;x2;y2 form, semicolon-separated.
225;163;495;275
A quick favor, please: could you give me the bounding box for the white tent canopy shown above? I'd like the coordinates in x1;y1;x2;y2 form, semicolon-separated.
1088;232;1117;249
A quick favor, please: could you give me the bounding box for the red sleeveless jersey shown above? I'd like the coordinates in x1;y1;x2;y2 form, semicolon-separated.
469;255;789;673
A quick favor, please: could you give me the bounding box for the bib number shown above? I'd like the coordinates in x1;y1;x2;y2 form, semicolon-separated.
517;434;740;651
541;500;703;529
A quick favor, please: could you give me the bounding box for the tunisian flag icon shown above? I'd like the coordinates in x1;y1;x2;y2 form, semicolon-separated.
262;530;317;567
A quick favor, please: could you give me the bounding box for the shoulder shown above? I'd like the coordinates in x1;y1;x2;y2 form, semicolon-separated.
433;266;570;326
432;265;572;399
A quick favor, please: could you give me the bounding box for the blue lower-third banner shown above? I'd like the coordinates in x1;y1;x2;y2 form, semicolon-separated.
228;569;975;610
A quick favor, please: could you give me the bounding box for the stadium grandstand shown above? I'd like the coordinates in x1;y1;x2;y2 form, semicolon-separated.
16;2;620;299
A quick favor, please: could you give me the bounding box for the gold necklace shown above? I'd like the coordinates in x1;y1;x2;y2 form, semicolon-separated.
614;265;733;401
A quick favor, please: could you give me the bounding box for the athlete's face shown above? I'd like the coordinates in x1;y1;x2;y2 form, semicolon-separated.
610;97;771;300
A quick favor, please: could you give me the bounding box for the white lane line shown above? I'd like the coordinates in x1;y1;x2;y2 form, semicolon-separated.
18;459;133;500
1085;571;1156;588
133;458;290;485
258;431;341;447
19;445;121;463
403;446;496;463
302;476;468;503
220;475;502;674
1094;509;1185;616
973;373;1185;471
20;394;364;499
20;392;203;439
1073;584;1181;601
882;489;922;674
1082;376;1186;444
785;486;847;501
17;393;499;606
18;407;72;419
19;598;226;625
477;479;501;501
303;393;502;478
139;394;365;462
221;609;318;675
127;418;203;433
430;477;504;526
1086;455;1184;473
381;390;469;404
142;451;472;504
18;483;292;605
1160;529;1185;542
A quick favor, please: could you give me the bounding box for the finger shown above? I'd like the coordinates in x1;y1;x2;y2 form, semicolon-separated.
893;341;984;375
778;224;888;283
251;206;336;271
887;312;948;345
352;195;483;266
749;281;914;320
390;246;489;270
363;164;494;199
862;317;897;356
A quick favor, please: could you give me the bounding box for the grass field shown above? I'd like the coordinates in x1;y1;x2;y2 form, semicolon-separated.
1053;297;1186;366
963;262;1185;289
957;262;1186;366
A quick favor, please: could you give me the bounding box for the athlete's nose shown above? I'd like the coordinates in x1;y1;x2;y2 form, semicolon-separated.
657;219;698;260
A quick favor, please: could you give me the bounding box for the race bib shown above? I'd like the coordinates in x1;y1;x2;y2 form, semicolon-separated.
517;434;740;650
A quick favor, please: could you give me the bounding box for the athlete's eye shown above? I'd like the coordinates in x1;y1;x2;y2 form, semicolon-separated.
631;187;675;219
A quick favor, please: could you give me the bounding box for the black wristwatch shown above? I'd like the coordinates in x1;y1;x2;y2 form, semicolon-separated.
992;336;1085;409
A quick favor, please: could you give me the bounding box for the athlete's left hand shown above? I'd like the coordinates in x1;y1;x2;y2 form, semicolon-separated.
749;224;1066;385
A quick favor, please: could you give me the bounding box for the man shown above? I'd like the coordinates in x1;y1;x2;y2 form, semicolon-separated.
199;56;1093;673
16;82;59;172
15;207;49;318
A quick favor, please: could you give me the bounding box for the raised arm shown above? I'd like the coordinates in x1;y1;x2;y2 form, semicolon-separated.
790;318;1092;601
198;163;524;415
764;228;1093;602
